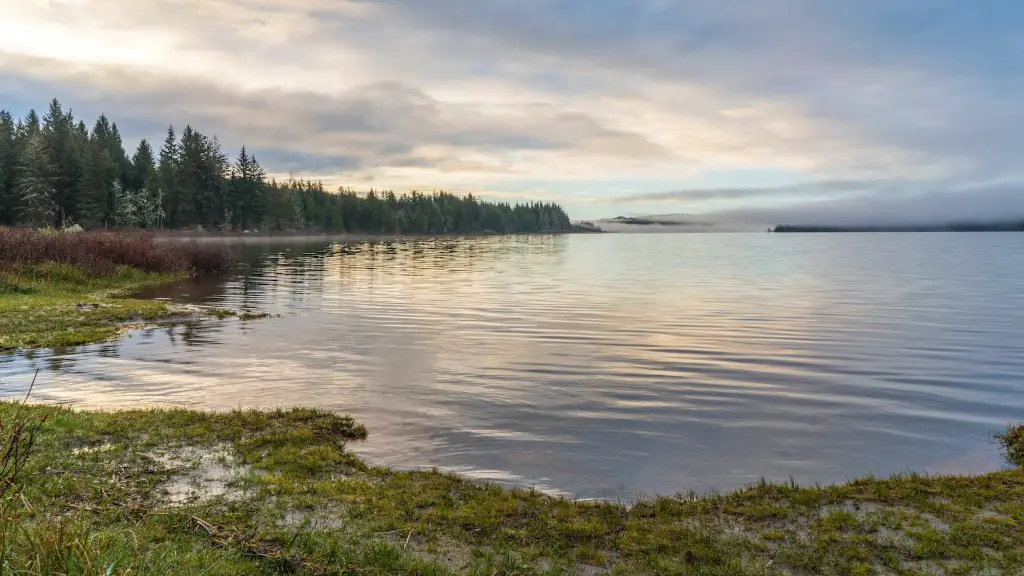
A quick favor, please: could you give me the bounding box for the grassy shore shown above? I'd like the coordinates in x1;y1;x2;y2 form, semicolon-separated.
0;263;185;350
0;228;235;351
0;402;1021;575
4;227;1023;574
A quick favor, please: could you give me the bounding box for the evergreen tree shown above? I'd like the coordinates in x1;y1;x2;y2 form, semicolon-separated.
130;139;157;192
228;146;266;230
78;133;118;229
0;111;15;224
22;110;41;138
157;126;179;228
171;126;202;228
198;135;228;229
128;139;163;228
13;132;57;226
108;121;132;187
42;98;84;226
2;97;576;234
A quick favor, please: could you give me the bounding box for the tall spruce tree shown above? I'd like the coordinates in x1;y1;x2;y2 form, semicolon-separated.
131;139;163;228
199;135;228;229
42;99;84;226
228;146;266;230
157;126;179;228
13;131;57;226
130;139;157;192
22;110;41;138
0;111;15;224
78;132;118;229
171;126;201;228
108;121;132;187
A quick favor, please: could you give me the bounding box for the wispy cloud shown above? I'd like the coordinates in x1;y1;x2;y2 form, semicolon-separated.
595;180;889;205
1;0;1022;219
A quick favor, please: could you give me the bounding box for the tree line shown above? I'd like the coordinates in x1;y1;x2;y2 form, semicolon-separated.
0;99;573;234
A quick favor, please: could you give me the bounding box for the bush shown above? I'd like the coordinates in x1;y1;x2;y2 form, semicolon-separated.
0;228;235;276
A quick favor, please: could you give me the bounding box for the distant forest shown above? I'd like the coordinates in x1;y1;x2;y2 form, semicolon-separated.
0;99;573;234
774;222;1024;233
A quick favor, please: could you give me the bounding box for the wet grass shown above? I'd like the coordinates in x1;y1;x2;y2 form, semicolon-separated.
0;263;183;350
206;309;277;321
0;227;242;351
2;402;1022;575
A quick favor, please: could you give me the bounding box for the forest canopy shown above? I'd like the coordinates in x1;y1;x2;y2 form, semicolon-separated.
0;99;573;235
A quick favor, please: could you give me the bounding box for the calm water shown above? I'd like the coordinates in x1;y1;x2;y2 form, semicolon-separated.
2;233;1023;499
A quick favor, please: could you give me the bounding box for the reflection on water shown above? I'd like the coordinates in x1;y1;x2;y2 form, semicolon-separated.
2;233;1023;498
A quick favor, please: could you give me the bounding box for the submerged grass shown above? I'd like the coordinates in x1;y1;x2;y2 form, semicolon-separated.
2;401;1023;575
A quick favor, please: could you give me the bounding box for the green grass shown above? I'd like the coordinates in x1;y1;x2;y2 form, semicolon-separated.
2;402;1022;575
0;263;274;351
0;263;183;350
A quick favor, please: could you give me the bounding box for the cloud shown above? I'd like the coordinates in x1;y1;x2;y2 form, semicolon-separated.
0;53;665;182
1;0;1023;219
707;181;1024;227
596;180;888;205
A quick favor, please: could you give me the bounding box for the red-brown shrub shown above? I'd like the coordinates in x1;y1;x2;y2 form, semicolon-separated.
0;228;235;276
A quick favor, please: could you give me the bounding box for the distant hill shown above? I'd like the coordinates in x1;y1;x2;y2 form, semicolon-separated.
608;216;713;227
594;214;760;233
773;221;1024;233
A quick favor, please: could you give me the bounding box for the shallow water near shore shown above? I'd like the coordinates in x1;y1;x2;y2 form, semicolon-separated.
2;233;1023;499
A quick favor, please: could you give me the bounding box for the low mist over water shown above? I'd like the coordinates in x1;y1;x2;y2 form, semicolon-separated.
2;233;1022;498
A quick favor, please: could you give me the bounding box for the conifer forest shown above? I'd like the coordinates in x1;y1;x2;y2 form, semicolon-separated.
0;99;573;234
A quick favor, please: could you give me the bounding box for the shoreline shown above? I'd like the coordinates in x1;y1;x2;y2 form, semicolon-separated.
0;267;269;352
153;229;601;244
5;230;1024;573
2;401;1022;574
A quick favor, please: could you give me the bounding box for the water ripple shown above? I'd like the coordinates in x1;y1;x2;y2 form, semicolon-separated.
1;233;1022;498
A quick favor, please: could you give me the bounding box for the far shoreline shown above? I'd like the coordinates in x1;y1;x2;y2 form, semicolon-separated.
152;228;602;243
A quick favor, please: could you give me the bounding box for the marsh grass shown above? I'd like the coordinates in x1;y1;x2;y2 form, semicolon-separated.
0;397;1021;575
0;373;52;573
0;228;235;276
0;262;181;350
996;424;1024;468
0;229;247;350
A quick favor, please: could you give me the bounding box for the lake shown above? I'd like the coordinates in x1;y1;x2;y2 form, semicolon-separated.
2;233;1023;499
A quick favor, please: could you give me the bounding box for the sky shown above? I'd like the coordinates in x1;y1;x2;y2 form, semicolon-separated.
1;0;1023;224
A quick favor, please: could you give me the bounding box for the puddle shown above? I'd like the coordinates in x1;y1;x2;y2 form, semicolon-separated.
152;444;250;505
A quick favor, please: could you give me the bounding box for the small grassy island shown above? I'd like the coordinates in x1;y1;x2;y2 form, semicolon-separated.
3;228;1024;575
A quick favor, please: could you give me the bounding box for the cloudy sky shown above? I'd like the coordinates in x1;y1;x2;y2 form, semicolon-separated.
2;0;1022;223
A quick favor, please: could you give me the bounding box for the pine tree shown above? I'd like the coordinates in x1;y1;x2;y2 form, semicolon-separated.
13;132;57;226
22;110;41;138
129;139;162;228
0;111;15;224
199;135;228;229
130;139;157;192
108;121;132;187
78;134;118;229
157;126;179;228
229;146;267;230
42;98;84;226
2;97;577;234
172;126;201;228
